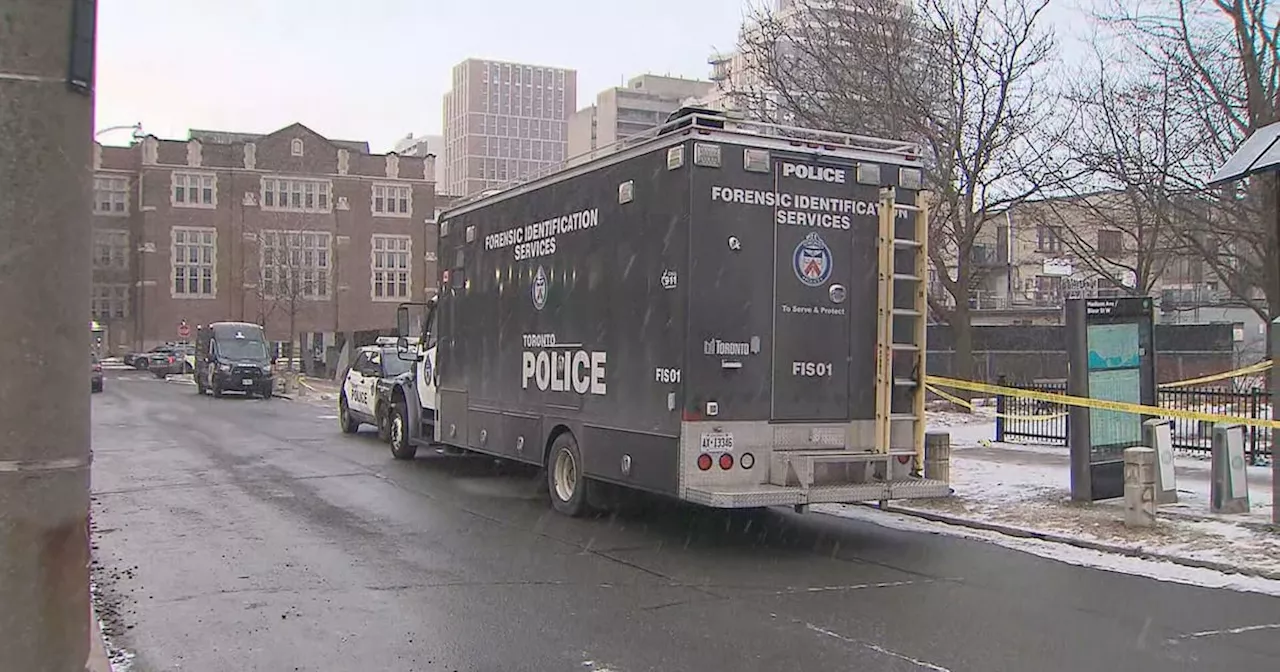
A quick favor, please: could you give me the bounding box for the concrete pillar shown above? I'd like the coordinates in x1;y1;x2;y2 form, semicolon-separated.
1142;418;1178;504
924;431;951;483
0;1;96;670
1123;447;1157;527
1211;424;1250;514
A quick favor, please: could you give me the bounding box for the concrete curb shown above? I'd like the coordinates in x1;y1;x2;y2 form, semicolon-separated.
875;503;1280;583
87;606;111;672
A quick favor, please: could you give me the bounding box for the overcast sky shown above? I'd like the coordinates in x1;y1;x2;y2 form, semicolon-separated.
94;0;1094;152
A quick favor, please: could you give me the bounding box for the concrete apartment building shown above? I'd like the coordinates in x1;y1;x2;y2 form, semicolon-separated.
931;193;1269;358
90;123;438;356
567;75;715;163
442;58;577;196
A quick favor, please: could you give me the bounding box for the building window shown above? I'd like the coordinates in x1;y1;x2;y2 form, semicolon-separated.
261;177;331;213
171;226;216;298
291;138;304;156
1036;225;1063;253
171;171;216;208
93;175;129;215
371;234;411;300
372;183;412;217
91;284;129;319
93;229;129;269
1097;229;1124;257
260;230;331;300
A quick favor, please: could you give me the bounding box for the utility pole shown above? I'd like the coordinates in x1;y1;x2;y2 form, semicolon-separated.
0;1;97;671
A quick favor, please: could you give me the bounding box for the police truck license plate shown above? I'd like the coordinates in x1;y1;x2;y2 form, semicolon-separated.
242;378;253;386
700;432;734;452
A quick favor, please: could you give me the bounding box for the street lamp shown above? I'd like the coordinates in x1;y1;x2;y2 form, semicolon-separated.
94;122;143;141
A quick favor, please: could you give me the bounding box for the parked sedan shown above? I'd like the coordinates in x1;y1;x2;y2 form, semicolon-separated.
91;353;104;393
150;345;195;378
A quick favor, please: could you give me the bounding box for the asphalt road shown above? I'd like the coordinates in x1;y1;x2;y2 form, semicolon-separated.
90;371;1280;672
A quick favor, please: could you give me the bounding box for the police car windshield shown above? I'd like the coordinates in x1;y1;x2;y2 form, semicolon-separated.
381;349;413;376
219;339;268;361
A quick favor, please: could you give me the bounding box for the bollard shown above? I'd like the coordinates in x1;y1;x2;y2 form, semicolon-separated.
1211;424;1250;514
1123;447;1157;528
924;432;951;483
1142;418;1178;504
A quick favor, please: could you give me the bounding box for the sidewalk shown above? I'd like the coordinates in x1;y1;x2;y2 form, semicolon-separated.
825;407;1280;581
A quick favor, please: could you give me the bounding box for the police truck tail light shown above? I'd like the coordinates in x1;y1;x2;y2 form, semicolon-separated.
718;453;734;470
696;454;713;471
740;453;755;469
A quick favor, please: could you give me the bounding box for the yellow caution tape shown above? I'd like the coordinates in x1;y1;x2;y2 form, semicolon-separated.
925;383;1068;422
924;374;1280;430
1157;360;1272;389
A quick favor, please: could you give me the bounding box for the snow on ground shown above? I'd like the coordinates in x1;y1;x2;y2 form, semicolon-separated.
825;404;1280;590
821;504;1280;598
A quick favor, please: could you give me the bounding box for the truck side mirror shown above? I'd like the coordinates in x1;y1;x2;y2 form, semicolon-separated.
396;305;410;337
396;336;408;352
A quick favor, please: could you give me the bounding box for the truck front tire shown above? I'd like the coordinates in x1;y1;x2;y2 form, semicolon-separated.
547;433;591;518
388;402;417;460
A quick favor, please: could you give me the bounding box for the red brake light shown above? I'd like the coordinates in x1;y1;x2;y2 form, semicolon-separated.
718;453;734;470
696;454;713;471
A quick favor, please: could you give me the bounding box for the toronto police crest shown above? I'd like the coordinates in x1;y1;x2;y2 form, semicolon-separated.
532;265;548;310
792;232;833;287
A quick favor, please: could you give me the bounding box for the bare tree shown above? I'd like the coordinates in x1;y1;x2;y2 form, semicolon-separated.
737;0;1063;394
1094;0;1280;324
1021;58;1204;297
247;228;331;371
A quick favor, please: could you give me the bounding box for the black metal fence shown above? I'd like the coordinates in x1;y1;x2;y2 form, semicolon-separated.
995;380;1273;463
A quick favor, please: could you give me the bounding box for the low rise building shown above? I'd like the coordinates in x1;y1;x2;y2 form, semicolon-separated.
91;123;438;356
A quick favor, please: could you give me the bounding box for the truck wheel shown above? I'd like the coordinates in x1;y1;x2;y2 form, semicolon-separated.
212;380;223;398
388;402;417;460
260;386;273;400
547;433;592;518
338;394;358;434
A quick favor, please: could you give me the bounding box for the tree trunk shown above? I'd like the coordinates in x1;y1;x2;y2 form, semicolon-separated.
950;302;975;411
288;301;296;373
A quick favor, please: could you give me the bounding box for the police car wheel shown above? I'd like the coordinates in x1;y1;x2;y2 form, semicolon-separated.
338;394;358;434
547;433;591;518
388;402;417;460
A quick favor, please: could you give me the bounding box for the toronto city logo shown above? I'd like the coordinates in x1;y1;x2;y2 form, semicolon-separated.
793;232;833;287
532;265;548;310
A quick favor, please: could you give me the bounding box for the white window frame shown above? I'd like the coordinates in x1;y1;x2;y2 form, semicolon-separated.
93;174;130;216
93;229;130;270
171;226;217;299
91;283;130;319
259;229;332;301
171;171;217;208
372;182;413;218
370;234;412;301
260;176;332;213
291;138;304;156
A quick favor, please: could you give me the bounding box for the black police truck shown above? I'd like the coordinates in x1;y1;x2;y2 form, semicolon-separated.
386;108;948;516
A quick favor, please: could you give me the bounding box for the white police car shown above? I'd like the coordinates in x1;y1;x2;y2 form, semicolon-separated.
338;338;415;439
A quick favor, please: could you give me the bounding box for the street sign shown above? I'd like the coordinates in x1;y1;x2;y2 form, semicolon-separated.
1065;296;1157;501
177;321;190;338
